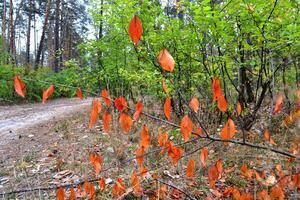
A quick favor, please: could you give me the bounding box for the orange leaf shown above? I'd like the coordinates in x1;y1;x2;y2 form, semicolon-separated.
162;79;168;94
240;192;252;200
221;118;235;142
139;165;148;177
167;142;184;165
69;187;76;200
171;188;182;199
240;164;253;179
133;101;143;121
131;171;142;195
42;84;54;104
264;129;276;145
56;187;66;200
215;159;223;174
212;78;221;101
195;127;203;136
84;181;96;200
236;101;242;116
273;93;283;114
217;95;228;112
103;111;111;132
119;113;132;133
76;88;84;100
180;115;193;142
99;178;106;192
158;132;168;147
208;166;218;189
101;89;111;107
128;15;143;45
14;75;25;97
270;186;284;200
158;48;175;72
186;159;196;177
257;189;270;200
158;185;168;199
112;178;126;198
115;96;128;112
200;148;209;168
88;99;101;129
135;147;145;167
189;97;200;113
140;124;150;149
164;96;171;120
89;153;103;176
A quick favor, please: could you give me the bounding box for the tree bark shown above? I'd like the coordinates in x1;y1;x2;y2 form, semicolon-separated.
9;0;16;64
2;0;6;53
35;0;51;69
25;0;32;65
54;0;61;72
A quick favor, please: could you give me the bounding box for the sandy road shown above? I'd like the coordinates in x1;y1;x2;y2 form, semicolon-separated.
0;98;92;146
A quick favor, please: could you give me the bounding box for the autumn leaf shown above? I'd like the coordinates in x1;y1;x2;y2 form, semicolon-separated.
217;95;228;112
264;129;276;145
158;132;168;147
128;15;143;45
14;75;25;98
115;96;128;112
158;48;175;72
208;165;218;189
56;187;66;200
240;164;253;179
42;84;54;104
215;159;223;174
76;88;84;100
220;118;235;142
88;99;101;129
103;111;111;132
84;181;96;200
133;101;143;121
99;178;106;192
131;171;142;195
119;113;132;133
135;147;145;167
236;101;242;116
195;127;203;136
69;187;76;200
101;89;111;107
89;153;103;176
162;79;168;94
257;189;270;200
273;93;283;114
270;186;284;200
139;165;148;177
158;185;168;199
180;115;193;142
140;124;150;149
186;159;195;177
164;96;171;120
212;78;221;101
200;147;209;168
189;97;200;113
167;142;184;165
112;178;126;198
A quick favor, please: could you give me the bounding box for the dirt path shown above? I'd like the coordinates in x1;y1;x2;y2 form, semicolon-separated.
0;98;92;146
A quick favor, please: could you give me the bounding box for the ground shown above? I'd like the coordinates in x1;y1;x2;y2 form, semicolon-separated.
0;98;299;199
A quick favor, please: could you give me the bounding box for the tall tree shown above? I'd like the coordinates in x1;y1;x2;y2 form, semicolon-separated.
35;0;51;69
2;0;7;52
25;0;33;65
53;0;60;72
9;0;16;64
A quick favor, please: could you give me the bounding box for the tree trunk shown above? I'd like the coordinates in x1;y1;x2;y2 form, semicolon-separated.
9;0;16;64
35;0;51;69
26;0;32;65
2;0;7;53
54;0;61;72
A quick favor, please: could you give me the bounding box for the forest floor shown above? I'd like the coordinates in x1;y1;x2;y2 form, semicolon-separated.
0;98;299;199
